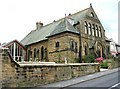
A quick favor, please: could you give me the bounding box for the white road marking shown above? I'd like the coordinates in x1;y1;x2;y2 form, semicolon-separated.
108;82;120;89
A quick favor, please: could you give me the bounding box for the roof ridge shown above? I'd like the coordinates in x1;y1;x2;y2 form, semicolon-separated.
21;6;90;45
49;18;79;37
70;7;90;17
38;7;90;29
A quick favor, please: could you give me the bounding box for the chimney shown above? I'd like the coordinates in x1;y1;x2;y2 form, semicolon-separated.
36;21;43;29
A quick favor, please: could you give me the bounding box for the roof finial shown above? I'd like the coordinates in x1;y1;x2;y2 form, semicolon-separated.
64;13;67;21
90;3;92;8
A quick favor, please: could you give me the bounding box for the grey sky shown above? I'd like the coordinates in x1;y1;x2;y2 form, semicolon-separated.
0;0;119;43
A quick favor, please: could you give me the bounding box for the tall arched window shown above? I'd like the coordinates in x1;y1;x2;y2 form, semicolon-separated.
70;40;78;52
45;48;48;60
88;23;92;35
41;46;44;60
84;42;88;55
37;49;39;60
34;48;37;60
92;24;95;36
96;25;98;37
99;26;102;37
70;40;74;51
84;21;88;34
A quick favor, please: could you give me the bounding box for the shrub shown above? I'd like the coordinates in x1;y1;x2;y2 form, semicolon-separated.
101;60;108;68
117;55;120;61
74;58;80;63
84;53;95;63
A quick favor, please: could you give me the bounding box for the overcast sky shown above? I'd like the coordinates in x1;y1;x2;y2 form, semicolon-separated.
0;0;119;44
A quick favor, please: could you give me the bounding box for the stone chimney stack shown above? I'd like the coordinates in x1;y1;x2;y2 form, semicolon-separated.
36;21;43;29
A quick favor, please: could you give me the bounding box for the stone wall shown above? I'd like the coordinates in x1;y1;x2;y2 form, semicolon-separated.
1;48;100;87
48;33;80;63
107;59;120;69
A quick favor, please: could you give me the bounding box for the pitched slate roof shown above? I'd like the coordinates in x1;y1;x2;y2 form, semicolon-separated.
49;18;79;37
21;7;90;46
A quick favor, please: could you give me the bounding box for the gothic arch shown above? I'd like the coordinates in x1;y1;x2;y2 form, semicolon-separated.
34;48;37;60
37;49;39;60
28;50;32;61
84;42;89;55
84;21;88;34
96;42;103;57
41;46;44;60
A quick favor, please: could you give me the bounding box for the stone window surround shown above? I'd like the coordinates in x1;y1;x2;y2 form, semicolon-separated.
84;21;103;38
91;12;94;17
69;39;78;52
83;42;89;55
55;41;60;48
88;23;92;35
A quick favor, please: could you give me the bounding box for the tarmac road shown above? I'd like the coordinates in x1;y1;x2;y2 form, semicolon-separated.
31;68;120;89
64;70;120;89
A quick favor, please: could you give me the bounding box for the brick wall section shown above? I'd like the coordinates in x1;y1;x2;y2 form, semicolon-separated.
1;48;100;87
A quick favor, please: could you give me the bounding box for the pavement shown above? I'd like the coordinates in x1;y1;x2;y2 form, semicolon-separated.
40;68;119;88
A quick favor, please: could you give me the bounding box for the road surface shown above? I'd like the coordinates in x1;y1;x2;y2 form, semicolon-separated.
30;68;120;89
63;70;120;89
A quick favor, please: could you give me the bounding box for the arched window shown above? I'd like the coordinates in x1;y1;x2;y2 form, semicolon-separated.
70;40;74;51
84;42;88;55
84;21;88;34
103;30;105;38
37;49;39;60
91;12;94;17
44;48;48;60
99;26;102;37
34;48;37;60
92;24;95;36
96;25;98;37
41;46;44;60
55;42;60;48
88;23;92;35
70;40;78;52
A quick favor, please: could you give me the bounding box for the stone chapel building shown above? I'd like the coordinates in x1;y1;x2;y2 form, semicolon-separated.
21;4;107;63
